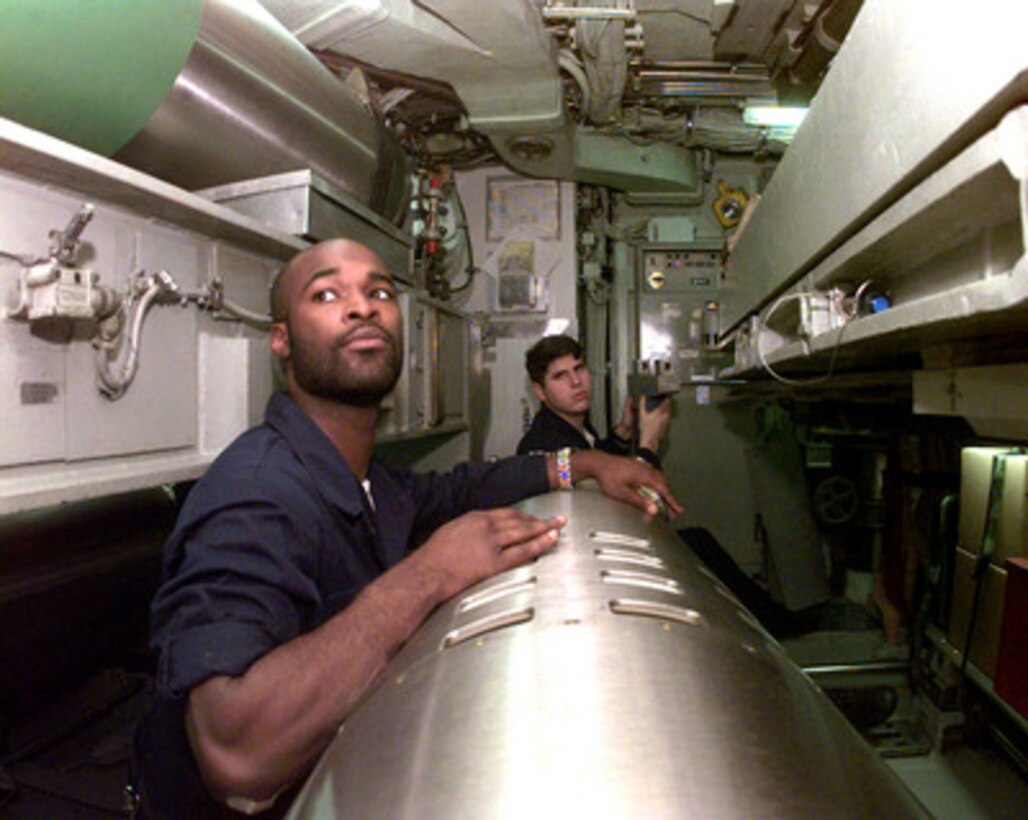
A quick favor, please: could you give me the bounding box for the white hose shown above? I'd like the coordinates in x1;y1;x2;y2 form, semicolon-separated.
95;281;162;400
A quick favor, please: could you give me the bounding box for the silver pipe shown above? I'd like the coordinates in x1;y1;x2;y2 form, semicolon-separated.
633;80;775;99
542;7;636;22
637;71;771;82
631;60;769;71
803;661;910;677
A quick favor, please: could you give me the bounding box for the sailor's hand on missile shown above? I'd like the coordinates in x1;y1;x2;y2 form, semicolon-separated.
415;509;566;601
570;450;683;519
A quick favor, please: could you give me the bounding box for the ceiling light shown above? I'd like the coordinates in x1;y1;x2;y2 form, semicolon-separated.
742;106;808;128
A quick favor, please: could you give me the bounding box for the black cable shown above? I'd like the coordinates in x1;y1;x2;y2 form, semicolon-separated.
449;265;478;294
447;182;478;295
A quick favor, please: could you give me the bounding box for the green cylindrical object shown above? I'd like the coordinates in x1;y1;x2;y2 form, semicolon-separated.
0;0;204;156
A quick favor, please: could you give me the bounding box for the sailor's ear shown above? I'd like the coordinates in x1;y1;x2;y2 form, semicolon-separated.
270;321;290;360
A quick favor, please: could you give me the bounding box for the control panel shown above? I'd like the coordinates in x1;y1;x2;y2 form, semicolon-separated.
637;243;728;388
641;247;723;294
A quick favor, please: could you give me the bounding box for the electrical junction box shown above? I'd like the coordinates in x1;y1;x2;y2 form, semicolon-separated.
646;217;695;244
637;242;727;385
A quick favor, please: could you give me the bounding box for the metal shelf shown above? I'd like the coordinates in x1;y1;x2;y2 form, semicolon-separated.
0;117;306;261
733;107;1028;379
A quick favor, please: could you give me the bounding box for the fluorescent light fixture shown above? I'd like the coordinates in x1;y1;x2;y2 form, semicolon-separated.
544;318;571;336
743;106;808;128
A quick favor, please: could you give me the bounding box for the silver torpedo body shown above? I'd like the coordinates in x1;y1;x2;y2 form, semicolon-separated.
288;488;926;819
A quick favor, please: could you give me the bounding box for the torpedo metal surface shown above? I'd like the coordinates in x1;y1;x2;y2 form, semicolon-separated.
288;489;926;819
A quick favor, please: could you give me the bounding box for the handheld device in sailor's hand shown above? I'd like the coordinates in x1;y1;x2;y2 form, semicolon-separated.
644;394;669;412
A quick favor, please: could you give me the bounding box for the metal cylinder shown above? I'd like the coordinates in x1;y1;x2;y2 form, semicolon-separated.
117;0;410;223
0;0;410;223
789;0;865;86
287;489;926;819
0;1;203;156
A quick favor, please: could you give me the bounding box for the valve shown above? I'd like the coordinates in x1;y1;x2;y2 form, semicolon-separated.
49;203;95;264
5;203;121;324
422;172;445;256
415;167;456;299
7;261;120;321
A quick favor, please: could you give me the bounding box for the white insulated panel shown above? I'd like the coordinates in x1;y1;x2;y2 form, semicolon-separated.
0;321;66;466
200;331;274;454
0;118;304;513
65;224;203;461
0;176;93;467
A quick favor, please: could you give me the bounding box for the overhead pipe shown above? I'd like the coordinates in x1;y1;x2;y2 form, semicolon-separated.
788;0;866;86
